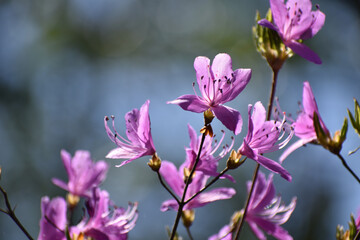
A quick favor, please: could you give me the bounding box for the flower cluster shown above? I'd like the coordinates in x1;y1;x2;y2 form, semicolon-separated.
6;0;359;239
39;150;138;240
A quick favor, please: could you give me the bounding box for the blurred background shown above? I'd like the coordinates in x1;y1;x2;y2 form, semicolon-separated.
0;0;359;239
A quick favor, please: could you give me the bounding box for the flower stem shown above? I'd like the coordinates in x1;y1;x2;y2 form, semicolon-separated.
336;153;360;184
233;68;279;240
185;167;229;204
170;132;207;240
0;185;34;240
233;164;259;239
185;225;194;240
157;171;180;204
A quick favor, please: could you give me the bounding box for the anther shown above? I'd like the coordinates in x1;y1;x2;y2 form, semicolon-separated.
105;116;109;121
201;76;204;80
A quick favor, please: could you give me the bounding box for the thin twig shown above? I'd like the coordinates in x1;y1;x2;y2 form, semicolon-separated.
0;185;34;240
184;167;229;204
170;133;206;240
157;171;180;204
336;153;360;184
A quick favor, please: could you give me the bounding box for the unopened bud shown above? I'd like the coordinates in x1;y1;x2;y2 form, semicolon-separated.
182;209;195;228
204;109;215;125
148;153;161;172
183;167;193;184
67;193;80;209
231;210;243;228
227;150;243;169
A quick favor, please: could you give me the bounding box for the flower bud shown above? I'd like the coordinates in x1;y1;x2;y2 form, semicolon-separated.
67;193;80;209
183;167;194;184
147;153;161;172
253;10;293;72
227;150;243;169
182;209;195;228
204;109;215;126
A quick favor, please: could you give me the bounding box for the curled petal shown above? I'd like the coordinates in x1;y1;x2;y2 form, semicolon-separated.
212;105;243;135
258;19;278;32
255;155;292;182
167;95;209;113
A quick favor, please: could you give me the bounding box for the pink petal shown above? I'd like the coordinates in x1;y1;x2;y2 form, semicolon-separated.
167;94;209;113
51;179;69;192
159;161;184;197
301;10;326;40
302;81;318;115
270;0;288;33
194;56;212;98
251;102;267;134
137;100;152;143
284;0;313;40
188;187;236;209
255;155;292;182
211;53;233;80
258;19;278;32
247;221;266;240
286;40;321;64
223;68;252;103
212;105;243;135
160;199;178;212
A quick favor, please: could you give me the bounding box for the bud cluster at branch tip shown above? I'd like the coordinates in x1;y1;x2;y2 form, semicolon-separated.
253;10;293;72
148;153;161;172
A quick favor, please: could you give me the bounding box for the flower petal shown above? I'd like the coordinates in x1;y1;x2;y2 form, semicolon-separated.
212;105;243;135
194;56;212;98
159;161;184;197
270;0;288;33
167;94;209;113
211;53;233;80
258;19;278;32
160;199;178;212
187;187;236;209
301;10;326;40
285;40;321;64
255;155;292;182
223;68;252;103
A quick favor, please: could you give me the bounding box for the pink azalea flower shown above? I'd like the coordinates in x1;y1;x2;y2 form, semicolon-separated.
52;150;108;198
238;101;293;181
76;189;138;240
38;196;67;240
258;0;325;64
280;81;329;162
184;124;234;182
104;100;156;167
245;172;296;240
168;53;251;135
159;161;236;211
38;190;138;240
